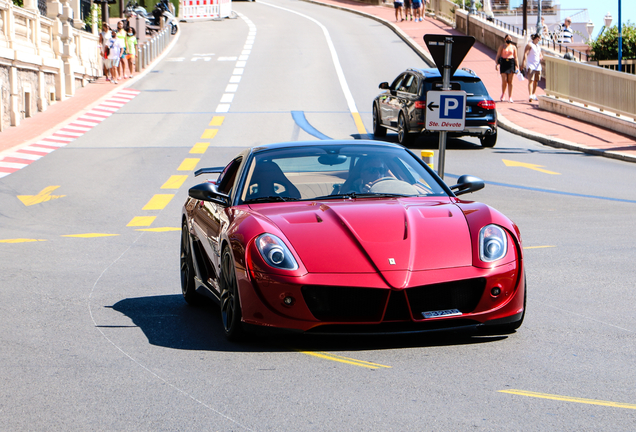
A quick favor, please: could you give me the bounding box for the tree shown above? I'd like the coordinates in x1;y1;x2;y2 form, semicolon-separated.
590;22;636;61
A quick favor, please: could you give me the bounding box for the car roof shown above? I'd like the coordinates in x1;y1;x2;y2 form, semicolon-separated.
251;139;406;153
408;67;478;79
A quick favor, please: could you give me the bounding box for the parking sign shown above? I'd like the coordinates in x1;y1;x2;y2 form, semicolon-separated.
425;90;467;131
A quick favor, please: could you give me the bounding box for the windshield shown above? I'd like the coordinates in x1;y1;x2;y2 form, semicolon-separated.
239;145;447;203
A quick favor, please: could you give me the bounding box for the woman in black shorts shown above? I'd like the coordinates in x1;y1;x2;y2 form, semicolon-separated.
495;34;519;102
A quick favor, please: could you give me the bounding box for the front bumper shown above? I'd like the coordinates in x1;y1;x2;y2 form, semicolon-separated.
236;261;525;334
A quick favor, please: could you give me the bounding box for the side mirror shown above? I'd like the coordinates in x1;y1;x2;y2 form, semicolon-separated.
450;175;485;196
379;82;390;90
189;182;230;206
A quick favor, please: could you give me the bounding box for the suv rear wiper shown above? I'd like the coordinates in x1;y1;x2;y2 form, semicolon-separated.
244;196;300;204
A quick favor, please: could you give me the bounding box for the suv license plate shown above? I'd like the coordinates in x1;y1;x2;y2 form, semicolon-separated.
422;309;462;319
465;106;472;113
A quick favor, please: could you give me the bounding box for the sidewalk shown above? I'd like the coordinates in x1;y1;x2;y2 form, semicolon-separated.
1;3;635;163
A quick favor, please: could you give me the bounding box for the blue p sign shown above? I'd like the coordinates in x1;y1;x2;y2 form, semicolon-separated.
440;95;463;119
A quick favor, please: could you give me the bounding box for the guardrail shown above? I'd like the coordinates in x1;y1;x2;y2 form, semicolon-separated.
544;55;636;120
598;59;636;75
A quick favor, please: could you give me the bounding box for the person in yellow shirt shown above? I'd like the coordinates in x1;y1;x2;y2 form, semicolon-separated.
125;27;138;79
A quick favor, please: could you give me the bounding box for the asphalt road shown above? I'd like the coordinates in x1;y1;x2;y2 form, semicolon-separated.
1;0;635;430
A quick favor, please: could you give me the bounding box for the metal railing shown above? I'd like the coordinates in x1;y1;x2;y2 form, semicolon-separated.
136;26;173;71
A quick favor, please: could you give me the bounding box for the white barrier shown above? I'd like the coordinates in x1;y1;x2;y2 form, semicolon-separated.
179;0;232;21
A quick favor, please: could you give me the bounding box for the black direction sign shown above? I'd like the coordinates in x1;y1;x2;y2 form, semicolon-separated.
424;35;475;78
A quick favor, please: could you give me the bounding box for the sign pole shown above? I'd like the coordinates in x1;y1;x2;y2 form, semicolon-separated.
437;37;453;179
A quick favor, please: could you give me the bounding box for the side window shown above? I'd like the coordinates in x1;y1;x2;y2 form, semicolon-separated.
216;157;242;195
397;74;414;93
390;75;405;91
407;76;419;94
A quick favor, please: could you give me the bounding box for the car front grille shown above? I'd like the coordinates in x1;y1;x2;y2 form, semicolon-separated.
301;286;388;322
301;278;486;323
406;278;486;316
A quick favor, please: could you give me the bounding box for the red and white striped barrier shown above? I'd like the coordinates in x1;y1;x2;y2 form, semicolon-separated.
179;0;232;22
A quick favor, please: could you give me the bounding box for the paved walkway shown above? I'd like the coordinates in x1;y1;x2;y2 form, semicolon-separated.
1;2;635;163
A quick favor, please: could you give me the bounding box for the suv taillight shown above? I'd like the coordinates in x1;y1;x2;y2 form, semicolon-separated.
414;101;427;109
477;100;496;110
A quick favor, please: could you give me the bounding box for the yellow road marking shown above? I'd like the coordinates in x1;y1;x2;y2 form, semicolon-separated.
523;245;556;250
127;216;156;227
178;158;200;171
161;175;188;189
61;233;119;238
136;227;180;232
499;389;636;410
201;129;218;139
0;238;47;243
142;194;174;210
351;112;367;136
299;351;391;369
209;116;224;126
502;159;561;175
190;143;210;154
17;185;66;206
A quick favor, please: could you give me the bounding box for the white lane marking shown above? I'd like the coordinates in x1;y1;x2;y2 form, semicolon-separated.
226;84;239;92
220;94;234;103
216;104;231;113
259;1;363;120
229;76;241;83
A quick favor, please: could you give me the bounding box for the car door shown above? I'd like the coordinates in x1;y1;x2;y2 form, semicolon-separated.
190;157;243;288
381;73;406;128
402;73;421;130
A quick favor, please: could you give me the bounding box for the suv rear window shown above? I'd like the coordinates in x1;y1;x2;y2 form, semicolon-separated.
423;79;488;96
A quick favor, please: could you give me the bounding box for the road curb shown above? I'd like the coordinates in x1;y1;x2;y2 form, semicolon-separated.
302;0;636;163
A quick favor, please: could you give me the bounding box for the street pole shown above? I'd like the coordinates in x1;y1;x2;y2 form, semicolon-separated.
522;0;527;35
536;0;542;36
618;0;622;72
437;37;453;180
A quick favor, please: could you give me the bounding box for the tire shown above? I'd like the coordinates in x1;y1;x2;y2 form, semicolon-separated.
373;105;387;138
480;133;497;148
171;23;178;35
397;112;412;145
220;246;245;341
180;223;203;306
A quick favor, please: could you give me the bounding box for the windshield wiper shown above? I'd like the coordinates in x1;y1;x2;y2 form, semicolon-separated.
244;196;300;204
313;192;409;200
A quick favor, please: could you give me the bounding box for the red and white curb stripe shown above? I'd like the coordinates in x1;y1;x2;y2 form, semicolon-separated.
0;89;141;179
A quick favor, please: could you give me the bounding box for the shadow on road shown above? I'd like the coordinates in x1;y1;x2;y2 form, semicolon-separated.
109;294;509;353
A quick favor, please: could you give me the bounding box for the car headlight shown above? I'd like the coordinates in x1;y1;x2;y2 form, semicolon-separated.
479;224;508;262
256;233;299;270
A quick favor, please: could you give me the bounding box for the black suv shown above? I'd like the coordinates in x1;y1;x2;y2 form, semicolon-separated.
372;68;498;147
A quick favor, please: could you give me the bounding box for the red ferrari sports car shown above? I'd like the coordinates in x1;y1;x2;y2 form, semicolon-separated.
181;140;525;340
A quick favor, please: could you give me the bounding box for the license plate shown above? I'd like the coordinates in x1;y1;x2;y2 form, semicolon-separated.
422;309;462;319
465;106;472;113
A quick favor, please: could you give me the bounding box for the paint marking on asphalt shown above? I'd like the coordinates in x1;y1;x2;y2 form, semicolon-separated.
17;185;65;206
178;158;200;171
135;227;180;232
523;245;556;250
0;89;141;179
0;238;47;243
209;116;225;126
161;175;188;189
502;159;561;175
190;143;210;154
499;389;636;410
127;216;157;227
299;351;391;369
201;129;218;139
61;233;120;238
142;194;174;210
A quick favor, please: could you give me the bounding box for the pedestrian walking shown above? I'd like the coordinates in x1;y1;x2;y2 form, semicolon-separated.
99;23;112;81
394;0;404;22
116;21;128;81
495;34;519;103
522;33;543;102
125;27;138;79
403;0;412;21
107;30;122;84
412;0;422;21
